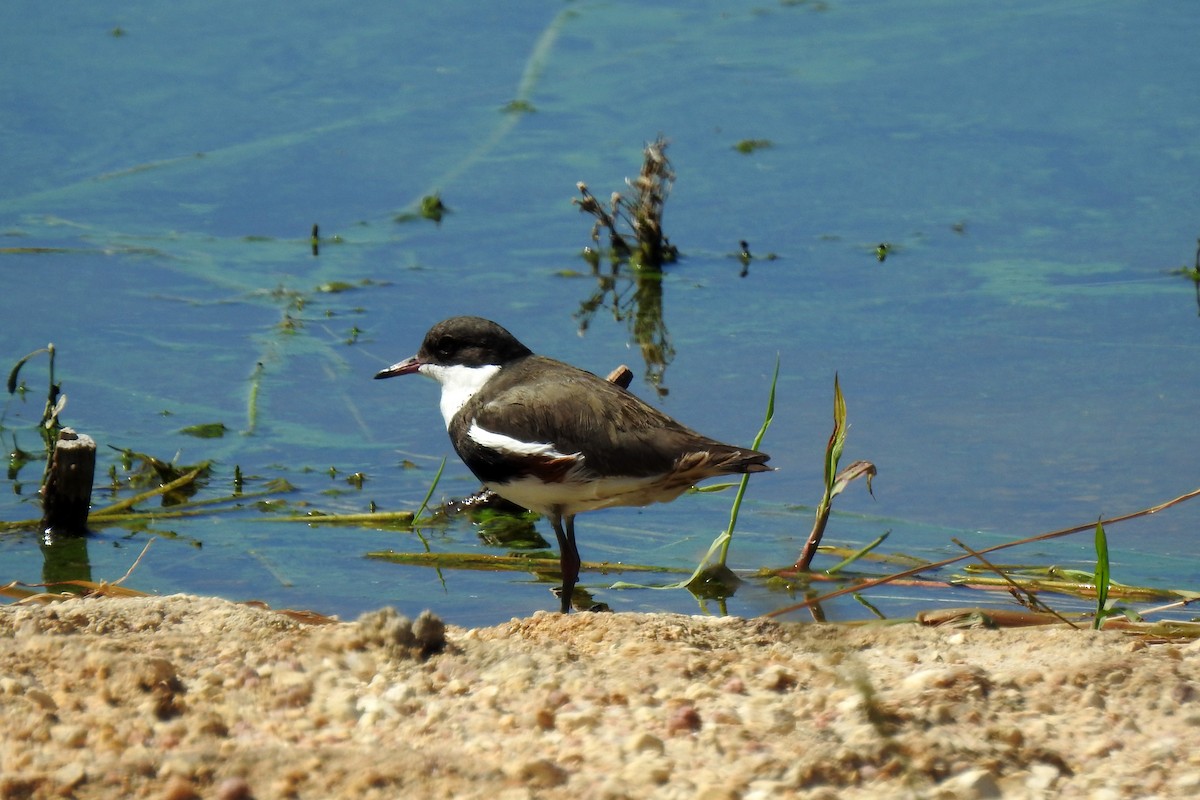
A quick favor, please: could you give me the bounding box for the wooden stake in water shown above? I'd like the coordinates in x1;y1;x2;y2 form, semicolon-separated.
41;427;96;535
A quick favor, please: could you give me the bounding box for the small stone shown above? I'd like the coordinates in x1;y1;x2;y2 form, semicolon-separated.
900;667;954;693
1148;736;1181;762
1026;764;1062;793
534;706;556;730
321;687;360;722
667;703;702;735
159;775;200;800
694;786;740;800
215;777;254;800
24;687;57;711
159;753;205;781
721;676;745;694
384;681;416;704
936;768;1000;799
54;761;86;790
413;610;446;654
50;723;88;748
510;758;569;788
120;744;157;776
742;696;796;735
558;709;601;732
745;782;800;800
139;657;180;688
1084;737;1122;759
496;789;536;800
1080;686;1105;709
352;607;416;650
1173;772;1200;793
624;731;665;755
272;670;314;708
756;666;796;692
621;754;672;786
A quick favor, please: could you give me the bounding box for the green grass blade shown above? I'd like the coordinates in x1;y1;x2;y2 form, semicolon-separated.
413;456;447;524
90;463;211;517
612;356;778;592
1093;519;1111;630
6;347;51;395
824;373;846;492
825;531;890;575
244;361;264;435
795;373;847;571
715;355;778;566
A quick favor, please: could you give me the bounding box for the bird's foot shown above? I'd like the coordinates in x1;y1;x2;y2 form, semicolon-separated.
552;585;611;614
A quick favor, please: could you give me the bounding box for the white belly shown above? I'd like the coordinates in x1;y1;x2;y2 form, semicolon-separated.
487;473;692;517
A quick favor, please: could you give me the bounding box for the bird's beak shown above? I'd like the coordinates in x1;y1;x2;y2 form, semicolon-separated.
374;356;423;379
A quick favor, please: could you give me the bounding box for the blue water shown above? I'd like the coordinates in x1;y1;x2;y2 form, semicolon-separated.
3;1;1199;627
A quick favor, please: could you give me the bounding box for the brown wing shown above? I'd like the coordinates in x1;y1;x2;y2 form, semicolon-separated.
469;356;769;478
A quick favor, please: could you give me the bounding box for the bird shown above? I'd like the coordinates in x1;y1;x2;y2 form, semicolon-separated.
374;316;771;613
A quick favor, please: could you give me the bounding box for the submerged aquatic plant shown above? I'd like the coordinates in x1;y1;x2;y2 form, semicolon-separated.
393;193;450;224
502;99;536;114
573;136;678;270
419;193;448;222
5;344;71;491
733;138;772;154
571;137;680;393
1169;238;1200;315
7;344;66;447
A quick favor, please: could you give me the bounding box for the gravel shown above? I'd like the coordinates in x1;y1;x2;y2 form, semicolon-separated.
2;594;1199;799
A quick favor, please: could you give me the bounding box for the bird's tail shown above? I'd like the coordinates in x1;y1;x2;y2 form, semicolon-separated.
682;447;771;477
724;450;772;474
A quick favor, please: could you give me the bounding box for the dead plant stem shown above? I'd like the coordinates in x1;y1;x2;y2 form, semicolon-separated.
765;485;1200;619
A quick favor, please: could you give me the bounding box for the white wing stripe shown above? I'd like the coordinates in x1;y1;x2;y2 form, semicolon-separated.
468;422;580;459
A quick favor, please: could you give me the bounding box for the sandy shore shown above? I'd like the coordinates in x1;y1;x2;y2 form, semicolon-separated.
2;594;1199;799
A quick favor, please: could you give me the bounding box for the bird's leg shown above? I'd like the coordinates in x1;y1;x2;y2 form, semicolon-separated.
550;511;581;614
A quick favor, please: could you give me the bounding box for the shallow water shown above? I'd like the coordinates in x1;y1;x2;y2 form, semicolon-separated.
3;1;1199;626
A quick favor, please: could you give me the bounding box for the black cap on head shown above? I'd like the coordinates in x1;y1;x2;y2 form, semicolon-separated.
417;316;533;369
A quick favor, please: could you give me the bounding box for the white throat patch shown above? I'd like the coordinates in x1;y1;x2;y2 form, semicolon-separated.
420;363;501;429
